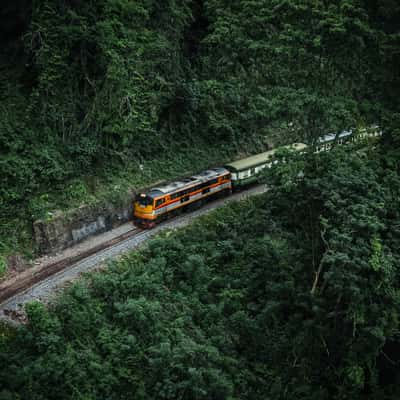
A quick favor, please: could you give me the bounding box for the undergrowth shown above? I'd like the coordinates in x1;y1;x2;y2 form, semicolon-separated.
0;138;267;264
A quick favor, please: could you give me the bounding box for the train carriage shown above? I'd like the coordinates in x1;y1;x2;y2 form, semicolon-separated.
225;143;307;190
316;130;354;152
134;168;231;228
316;126;382;152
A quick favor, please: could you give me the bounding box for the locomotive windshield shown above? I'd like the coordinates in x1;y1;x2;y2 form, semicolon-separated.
136;194;153;206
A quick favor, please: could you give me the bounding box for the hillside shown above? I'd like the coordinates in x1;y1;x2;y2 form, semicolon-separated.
1;143;400;399
1;0;399;259
1;2;400;398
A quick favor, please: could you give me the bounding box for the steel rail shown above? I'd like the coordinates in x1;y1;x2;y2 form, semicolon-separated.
0;227;143;305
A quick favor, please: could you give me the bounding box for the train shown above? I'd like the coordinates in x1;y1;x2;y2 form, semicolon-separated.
316;125;382;152
134;127;382;228
133;143;305;228
134;167;232;228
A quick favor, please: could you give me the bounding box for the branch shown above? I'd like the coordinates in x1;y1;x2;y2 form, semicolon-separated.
311;224;329;295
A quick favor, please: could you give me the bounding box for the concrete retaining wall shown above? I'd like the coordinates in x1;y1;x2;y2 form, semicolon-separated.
32;177;170;256
33;190;135;255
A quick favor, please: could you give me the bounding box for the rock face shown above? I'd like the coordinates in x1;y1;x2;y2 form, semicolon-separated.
33;191;135;255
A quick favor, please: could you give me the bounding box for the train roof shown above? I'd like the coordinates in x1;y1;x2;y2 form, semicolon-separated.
318;130;353;143
225;143;307;172
148;167;229;197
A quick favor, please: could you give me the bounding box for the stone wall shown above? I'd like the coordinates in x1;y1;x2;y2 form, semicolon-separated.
33;190;135;255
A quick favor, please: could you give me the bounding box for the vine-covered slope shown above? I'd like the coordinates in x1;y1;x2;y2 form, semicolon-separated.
0;0;399;255
1;142;399;399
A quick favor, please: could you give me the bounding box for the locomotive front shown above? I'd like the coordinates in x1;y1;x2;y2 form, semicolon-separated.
134;193;157;228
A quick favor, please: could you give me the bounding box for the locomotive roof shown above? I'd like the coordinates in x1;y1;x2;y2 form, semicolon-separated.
148;167;229;197
225;143;306;172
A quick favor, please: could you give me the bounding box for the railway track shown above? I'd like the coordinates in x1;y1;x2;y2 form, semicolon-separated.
0;227;143;306
0;185;267;321
0;134;381;322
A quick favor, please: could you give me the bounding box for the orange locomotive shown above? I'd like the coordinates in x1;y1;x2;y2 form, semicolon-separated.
134;168;232;228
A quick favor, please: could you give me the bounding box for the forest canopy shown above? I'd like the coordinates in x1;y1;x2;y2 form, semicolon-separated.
0;0;399;222
1;142;399;399
1;1;400;398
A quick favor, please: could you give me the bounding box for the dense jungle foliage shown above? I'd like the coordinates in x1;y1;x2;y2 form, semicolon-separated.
1;140;400;399
1;1;400;396
0;0;400;255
